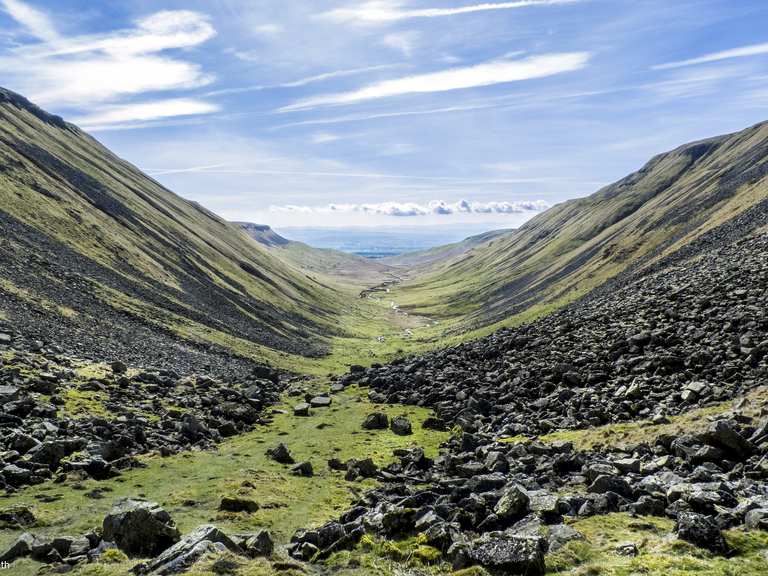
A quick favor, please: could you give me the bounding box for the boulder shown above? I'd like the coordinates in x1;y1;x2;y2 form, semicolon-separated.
219;497;259;513
242;530;274;557
266;443;294;464
494;484;530;522
102;499;180;557
0;532;36;563
362;412;389;430
676;512;729;554
137;524;241;575
469;533;546;575
291;461;314;477
293;403;310;417
391;415;413;436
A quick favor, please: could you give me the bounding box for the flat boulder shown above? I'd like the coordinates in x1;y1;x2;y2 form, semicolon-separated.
310;396;332;408
293;403;310;417
136;524;241;575
219;497;259;513
469;533;546;575
103;499;180;557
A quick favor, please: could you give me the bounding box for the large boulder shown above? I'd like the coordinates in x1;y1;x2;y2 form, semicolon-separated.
469;533;546;575
391;415;413;436
362;412;389;430
675;512;729;554
136;525;241;575
103;499;180;557
494;484;530;522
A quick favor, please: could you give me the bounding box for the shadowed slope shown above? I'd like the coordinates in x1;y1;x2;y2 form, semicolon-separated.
0;88;347;372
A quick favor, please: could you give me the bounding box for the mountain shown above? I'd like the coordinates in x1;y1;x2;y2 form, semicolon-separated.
0;87;350;374
392;121;768;334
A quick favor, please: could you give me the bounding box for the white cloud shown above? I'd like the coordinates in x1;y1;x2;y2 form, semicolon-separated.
382;31;418;57
0;1;216;113
269;199;549;217
322;0;582;24
279;52;590;112
654;42;768;70
205;64;403;96
72;99;220;130
0;0;57;40
311;132;342;144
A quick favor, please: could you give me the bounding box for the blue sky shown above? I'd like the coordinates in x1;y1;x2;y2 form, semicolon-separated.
1;0;768;228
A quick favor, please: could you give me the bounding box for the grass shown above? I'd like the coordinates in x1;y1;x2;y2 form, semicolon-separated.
546;513;768;575
0;383;450;576
530;386;768;452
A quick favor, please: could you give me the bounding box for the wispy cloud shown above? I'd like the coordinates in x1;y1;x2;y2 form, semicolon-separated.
204;63;403;97
270;199;550;217
311;132;343;144
654;41;768;70
1;0;57;40
0;0;217;123
279;52;590;112
322;0;582;24
72;99;220;131
382;31;418;57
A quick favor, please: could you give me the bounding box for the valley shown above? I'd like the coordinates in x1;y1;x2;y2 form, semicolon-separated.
1;87;768;576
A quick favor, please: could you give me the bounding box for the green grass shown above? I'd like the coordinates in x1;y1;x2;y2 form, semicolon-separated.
546;514;768;575
0;384;449;576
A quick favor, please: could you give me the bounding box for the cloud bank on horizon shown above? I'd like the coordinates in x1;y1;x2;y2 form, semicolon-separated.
270;199;549;217
1;0;767;228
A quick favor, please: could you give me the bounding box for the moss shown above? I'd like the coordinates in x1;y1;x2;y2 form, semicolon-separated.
61;388;111;419
414;545;442;564
99;549;128;564
541;514;768;576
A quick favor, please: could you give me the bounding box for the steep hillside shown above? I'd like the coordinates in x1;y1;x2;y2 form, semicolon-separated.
0;88;348;373
392;121;768;334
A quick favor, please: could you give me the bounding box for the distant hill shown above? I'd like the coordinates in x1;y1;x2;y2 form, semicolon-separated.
236;222;396;289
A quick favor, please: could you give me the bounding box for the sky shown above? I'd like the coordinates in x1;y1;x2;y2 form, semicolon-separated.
1;0;768;228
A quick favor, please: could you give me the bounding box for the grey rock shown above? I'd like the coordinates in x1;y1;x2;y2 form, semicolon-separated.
102;499;180;557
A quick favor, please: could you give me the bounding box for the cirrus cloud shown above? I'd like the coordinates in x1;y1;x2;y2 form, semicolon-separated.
322;0;583;24
279;52;590;112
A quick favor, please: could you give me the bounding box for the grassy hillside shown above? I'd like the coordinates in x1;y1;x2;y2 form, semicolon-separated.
237;222;396;291
0;88;357;373
390;121;768;337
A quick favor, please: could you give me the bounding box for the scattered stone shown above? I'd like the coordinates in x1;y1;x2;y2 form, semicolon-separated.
266;443;294;464
291;461;314;477
219;497;259;514
293;403;310;417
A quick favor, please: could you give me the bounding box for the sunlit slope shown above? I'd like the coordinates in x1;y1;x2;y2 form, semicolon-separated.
394;120;768;331
237;222;397;290
0;87;347;365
